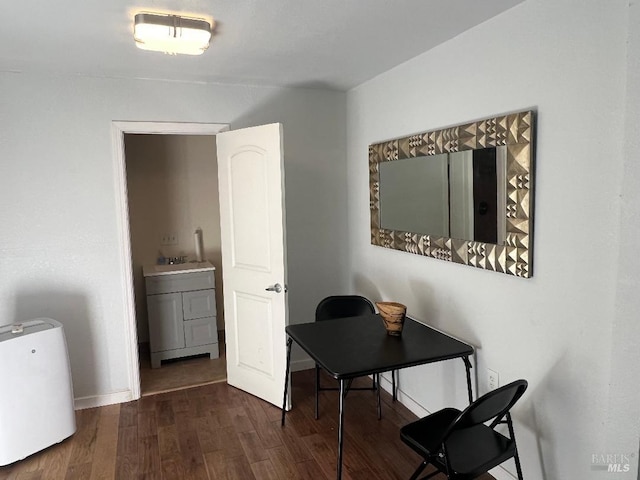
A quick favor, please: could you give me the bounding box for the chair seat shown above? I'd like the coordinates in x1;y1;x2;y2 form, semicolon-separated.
401;408;516;478
445;425;515;477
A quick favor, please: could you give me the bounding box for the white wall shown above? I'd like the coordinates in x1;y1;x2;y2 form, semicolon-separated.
0;72;347;405
346;0;638;479
608;0;640;470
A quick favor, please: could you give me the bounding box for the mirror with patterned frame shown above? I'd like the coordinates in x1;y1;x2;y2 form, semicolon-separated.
369;110;534;278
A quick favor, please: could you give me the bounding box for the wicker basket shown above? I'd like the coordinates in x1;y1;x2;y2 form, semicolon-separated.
376;301;407;336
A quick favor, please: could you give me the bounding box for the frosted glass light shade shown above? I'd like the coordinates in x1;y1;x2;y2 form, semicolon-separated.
134;13;212;56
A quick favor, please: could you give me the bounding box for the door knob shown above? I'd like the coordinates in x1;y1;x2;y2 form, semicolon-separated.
265;283;283;293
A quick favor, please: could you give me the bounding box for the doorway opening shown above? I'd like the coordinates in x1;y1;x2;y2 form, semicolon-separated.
112;121;228;400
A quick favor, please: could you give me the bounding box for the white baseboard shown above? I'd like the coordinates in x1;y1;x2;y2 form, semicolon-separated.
377;373;517;480
377;372;430;418
74;359;314;410
74;390;134;410
489;467;517;480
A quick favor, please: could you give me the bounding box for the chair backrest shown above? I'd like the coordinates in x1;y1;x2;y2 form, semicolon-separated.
315;295;375;322
445;379;528;436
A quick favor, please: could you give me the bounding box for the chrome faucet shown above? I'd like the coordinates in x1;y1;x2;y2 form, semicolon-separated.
167;255;187;265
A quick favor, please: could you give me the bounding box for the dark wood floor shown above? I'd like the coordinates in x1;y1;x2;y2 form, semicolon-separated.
0;370;494;479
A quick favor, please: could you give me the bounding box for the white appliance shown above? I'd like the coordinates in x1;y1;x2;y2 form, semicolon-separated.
0;318;76;466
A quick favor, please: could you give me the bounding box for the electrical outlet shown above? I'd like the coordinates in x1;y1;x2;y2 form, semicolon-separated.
487;369;499;391
160;233;178;246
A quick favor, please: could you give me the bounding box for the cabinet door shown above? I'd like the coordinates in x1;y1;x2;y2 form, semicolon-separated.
182;289;216;320
184;317;217;348
147;293;185;353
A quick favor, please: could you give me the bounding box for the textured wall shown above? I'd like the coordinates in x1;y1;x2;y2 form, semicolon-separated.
346;0;636;478
0;73;347;403
607;0;640;472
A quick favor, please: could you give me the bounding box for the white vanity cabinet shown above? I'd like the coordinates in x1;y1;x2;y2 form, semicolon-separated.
143;263;219;368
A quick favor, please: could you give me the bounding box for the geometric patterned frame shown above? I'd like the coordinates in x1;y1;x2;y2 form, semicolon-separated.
369;110;535;278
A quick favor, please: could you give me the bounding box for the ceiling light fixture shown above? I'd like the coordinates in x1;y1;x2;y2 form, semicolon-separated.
133;13;212;56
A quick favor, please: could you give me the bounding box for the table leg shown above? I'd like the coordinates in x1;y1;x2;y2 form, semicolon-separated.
281;337;293;427
375;374;382;420
315;364;320;420
392;370;397;402
462;356;473;403
337;378;347;480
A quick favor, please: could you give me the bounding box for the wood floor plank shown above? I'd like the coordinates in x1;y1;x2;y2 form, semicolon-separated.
321;430;379;480
187;394;212;419
286;403;321;437
114;455;137;479
295;457;331;480
194;416;222;454
183;463;210;480
170;392;190;414
88;406;120;480
242;398;282;449
204;451;256;480
7;449;41;476
118;401;138;429
40;440;74;480
259;399;284;423
172;410;199;436
156;425;180;457
302;433;344;480
63;463;91;480
227;406;254;433
116;425;138;458
137;410;157;439
136;471;162;480
0;369;497;480
266;445;301;479
175;427;207;475
249;459;279;480
273;419;314;463
16;472;42;480
155;399;175;428
215;426;245;459
67;409;99;467
158;454;186;480
137;435;160;476
237;430;269;464
137;395;157;413
253;420;283;450
208;406;234;430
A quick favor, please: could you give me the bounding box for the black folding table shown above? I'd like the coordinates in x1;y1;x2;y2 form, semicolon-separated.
280;314;475;480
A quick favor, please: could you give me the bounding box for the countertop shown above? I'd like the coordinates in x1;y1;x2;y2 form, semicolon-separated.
143;261;215;277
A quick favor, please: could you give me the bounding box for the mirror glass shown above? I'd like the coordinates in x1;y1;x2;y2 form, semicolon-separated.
379;147;507;244
379;153;449;237
370;110;534;278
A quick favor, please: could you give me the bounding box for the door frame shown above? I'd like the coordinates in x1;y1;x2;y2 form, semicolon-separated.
112;121;228;400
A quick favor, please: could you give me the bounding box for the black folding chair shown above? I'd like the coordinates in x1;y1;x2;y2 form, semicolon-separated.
314;295;394;420
400;379;527;480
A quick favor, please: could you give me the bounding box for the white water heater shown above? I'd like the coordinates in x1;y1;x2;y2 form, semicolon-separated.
0;318;76;466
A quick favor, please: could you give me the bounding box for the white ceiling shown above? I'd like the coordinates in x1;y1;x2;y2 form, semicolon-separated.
1;0;524;91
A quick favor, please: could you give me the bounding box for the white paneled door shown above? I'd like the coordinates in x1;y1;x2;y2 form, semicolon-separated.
216;123;289;408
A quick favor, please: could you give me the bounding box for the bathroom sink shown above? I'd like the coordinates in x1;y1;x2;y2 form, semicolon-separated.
143;261;214;277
